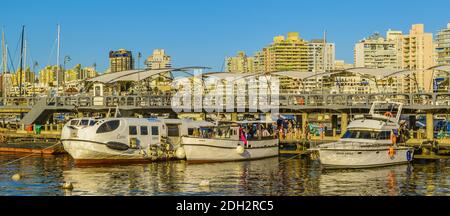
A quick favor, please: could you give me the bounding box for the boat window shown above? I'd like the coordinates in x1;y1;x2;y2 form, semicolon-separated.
167;125;179;136
80;120;89;126
96;120;120;134
378;131;391;140
151;126;159;136
129;126;137;135
70;120;79;126
89;120;97;126
342;130;379;139
141;126;148;135
188;128;194;135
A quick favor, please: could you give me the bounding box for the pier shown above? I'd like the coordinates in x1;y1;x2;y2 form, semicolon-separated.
0;92;449;159
0;67;449;159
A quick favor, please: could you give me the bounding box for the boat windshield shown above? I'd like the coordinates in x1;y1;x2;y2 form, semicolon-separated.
342;130;391;140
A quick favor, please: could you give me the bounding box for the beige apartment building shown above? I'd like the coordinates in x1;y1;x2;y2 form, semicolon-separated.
354;32;399;69
401;24;435;93
353;25;435;93
263;32;309;72
225;51;255;73
145;49;172;70
436;23;450;65
307;39;335;72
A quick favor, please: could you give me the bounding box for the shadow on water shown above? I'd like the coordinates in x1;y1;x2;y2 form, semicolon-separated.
0;154;448;196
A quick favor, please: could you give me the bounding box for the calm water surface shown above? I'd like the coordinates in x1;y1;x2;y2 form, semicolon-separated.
0;154;448;196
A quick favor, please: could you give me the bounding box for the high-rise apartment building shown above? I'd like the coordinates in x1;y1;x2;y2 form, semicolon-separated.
145;49;171;70
354;33;399;69
263;32;309;72
109;49;134;73
436;23;450;65
39;65;59;87
402;24;435;92
386;29;404;68
307;39;335;72
225;51;256;73
79;67;98;80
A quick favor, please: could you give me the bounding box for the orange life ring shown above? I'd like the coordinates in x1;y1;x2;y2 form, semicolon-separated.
384;112;393;118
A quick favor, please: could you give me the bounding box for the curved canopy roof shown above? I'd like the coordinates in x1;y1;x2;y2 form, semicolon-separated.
344;68;405;78
428;64;450;73
87;67;209;84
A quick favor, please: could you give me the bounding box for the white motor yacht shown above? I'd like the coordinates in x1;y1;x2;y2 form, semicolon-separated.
311;101;414;169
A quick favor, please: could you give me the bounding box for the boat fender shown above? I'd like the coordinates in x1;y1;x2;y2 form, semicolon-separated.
11;173;21;181
175;147;186;159
236;146;245;154
62;182;74;190
406;150;413;161
388;147;396;158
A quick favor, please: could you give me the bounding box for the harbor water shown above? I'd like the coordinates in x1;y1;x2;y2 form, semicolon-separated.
0;154;448;196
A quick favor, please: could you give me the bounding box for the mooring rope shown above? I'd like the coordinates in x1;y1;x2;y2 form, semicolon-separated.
0;142;62;167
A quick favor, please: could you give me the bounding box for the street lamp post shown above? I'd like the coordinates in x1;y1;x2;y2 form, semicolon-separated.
33;61;38;97
137;52;142;94
63;55;71;94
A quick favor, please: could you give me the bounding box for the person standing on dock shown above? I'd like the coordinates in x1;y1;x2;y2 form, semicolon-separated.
319;123;324;140
304;121;310;141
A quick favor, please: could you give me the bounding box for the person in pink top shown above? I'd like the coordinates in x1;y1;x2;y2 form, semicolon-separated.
239;127;248;146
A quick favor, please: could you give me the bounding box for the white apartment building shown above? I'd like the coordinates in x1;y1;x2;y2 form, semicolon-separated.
354;32;399;69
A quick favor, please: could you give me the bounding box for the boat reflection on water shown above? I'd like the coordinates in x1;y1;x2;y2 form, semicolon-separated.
62;157;296;196
0;154;447;196
319;164;413;196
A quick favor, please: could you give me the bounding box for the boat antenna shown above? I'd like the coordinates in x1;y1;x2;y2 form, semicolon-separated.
56;24;61;96
1;26;6;98
18;25;25;97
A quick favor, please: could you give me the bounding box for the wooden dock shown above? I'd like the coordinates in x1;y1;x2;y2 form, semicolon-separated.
0;125;65;155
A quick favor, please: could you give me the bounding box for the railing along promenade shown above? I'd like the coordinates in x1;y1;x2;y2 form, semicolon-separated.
0;92;449;111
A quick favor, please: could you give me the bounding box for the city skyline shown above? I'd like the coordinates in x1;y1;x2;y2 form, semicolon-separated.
1;0;450;73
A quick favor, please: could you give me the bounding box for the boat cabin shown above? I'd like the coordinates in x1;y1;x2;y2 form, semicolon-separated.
190;121;276;140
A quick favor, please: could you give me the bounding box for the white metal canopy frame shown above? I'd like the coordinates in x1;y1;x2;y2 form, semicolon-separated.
87;66;210;84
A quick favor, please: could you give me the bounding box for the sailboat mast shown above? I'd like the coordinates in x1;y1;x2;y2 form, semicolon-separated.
56;24;60;95
19;25;25;97
323;30;327;72
24;39;27;84
1;28;5;74
2;28;5;98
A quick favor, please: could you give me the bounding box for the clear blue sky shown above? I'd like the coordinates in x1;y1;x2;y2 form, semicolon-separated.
1;0;449;73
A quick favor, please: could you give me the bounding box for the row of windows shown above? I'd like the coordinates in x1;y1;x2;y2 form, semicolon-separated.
96;120;159;136
129;125;159;136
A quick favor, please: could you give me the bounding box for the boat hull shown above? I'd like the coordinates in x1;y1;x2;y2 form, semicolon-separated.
182;137;279;162
62;139;147;164
318;146;414;169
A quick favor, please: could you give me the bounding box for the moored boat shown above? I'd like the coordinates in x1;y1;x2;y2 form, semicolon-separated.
61;117;213;164
310;101;414;169
180;121;279;163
